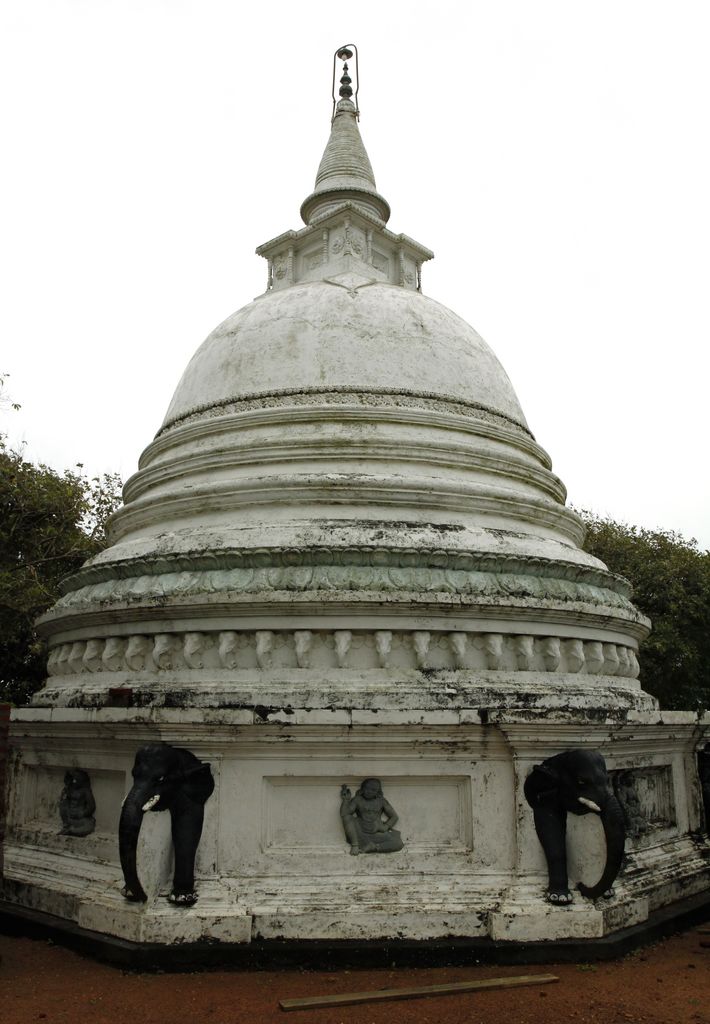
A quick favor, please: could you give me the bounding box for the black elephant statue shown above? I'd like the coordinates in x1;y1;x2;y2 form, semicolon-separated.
119;743;214;906
524;748;626;904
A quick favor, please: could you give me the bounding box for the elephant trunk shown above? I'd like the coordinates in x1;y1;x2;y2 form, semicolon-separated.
578;792;626;899
118;784;153;902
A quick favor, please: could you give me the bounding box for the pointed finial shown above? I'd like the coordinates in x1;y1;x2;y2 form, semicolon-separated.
332;44;359;121
300;43;388;225
339;62;353;100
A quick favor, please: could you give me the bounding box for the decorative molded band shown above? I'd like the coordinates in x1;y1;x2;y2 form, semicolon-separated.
158;387;533;438
144;396;550;472
109;479;587;551
51;567;636;617
60;546;632;600
46;630;640;679
125;436;563;507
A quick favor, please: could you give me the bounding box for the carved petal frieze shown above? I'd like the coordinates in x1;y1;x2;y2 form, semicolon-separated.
52;565;638;624
45;630;643;682
59;545;634;599
449;632;467;669
412;631;431;669
374;630;392;668
102;637;126;672
218;631;239;670
334;629;352;667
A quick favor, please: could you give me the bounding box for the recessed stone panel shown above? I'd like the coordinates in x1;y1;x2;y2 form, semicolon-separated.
18;765;124;835
612;765;676;837
261;776;472;854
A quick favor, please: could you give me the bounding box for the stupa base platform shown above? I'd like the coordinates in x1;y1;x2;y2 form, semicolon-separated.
2;887;710;969
3;705;709;957
2;864;709;945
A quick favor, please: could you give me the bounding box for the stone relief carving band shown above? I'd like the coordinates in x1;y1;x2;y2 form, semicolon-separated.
47;629;641;679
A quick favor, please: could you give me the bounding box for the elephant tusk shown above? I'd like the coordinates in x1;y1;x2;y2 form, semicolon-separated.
578;797;601;812
142;794;161;811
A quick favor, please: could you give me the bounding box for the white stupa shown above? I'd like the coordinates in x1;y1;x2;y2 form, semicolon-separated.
3;47;708;954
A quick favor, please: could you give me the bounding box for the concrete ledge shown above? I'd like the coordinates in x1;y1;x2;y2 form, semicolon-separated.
2;890;709;971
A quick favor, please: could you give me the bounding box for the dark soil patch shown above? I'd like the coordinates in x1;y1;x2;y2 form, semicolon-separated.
1;927;709;1024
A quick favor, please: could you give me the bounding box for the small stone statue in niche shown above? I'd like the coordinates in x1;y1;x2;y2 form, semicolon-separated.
612;770;645;838
59;769;96;837
340;778;403;855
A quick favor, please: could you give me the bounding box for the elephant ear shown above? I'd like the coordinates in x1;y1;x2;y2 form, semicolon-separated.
524;763;560;808
172;747;215;803
168;747;201;781
176;746;201;765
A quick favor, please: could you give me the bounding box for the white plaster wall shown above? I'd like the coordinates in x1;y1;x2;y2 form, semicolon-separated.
3;711;708;944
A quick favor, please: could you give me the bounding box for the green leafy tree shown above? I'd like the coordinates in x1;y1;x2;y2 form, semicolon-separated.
580;511;710;711
0;379;122;704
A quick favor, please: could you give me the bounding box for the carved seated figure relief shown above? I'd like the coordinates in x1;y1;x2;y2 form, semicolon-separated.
59;769;96;837
340;778;404;855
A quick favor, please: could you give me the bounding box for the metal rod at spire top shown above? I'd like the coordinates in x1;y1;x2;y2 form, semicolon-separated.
332;43;359;121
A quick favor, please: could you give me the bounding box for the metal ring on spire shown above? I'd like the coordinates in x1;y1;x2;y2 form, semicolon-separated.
332;43;359;121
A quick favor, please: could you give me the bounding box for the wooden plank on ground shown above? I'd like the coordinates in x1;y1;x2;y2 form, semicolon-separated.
279;972;559;1011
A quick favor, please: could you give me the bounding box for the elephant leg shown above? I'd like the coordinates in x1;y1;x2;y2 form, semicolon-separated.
532;805;572;904
168;796;204;906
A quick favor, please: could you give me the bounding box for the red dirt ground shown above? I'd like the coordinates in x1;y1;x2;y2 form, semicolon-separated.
1;927;708;1024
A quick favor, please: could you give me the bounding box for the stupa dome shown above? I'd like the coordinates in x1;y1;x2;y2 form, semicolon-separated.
35;66;652;713
161;283;528;433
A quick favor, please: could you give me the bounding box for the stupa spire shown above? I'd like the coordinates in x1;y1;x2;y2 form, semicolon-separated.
335;47;356;107
300;45;391;225
257;45;432;293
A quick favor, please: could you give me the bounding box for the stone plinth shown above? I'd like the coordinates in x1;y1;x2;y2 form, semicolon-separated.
4;706;709;946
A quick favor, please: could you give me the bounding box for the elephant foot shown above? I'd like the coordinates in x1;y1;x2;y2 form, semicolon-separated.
578;885;615;901
578;883;616;901
121;885;147;903
168;890;198;907
546;890;573;905
349;845;360;856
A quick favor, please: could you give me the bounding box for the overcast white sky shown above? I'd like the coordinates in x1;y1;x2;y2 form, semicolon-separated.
2;1;708;548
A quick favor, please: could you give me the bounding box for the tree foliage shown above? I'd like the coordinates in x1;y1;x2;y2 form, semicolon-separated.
0;429;122;705
580;511;710;711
